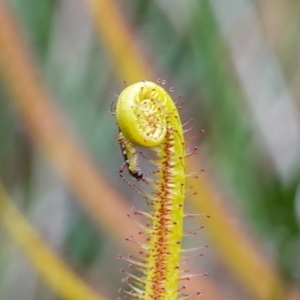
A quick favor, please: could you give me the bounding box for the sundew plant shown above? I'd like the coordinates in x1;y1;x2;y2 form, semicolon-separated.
114;81;205;299
0;1;299;300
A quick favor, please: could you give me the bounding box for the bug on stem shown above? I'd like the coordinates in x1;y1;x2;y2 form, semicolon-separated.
117;131;143;181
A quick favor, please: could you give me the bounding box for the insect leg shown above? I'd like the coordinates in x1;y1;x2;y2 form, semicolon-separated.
119;163;151;205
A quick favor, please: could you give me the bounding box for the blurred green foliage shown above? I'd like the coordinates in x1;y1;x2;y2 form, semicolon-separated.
0;0;299;299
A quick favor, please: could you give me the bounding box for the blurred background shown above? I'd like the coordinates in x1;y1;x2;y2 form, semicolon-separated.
0;0;299;300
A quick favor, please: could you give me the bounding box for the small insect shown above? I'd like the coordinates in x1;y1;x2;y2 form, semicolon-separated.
117;131;153;204
118;131;143;181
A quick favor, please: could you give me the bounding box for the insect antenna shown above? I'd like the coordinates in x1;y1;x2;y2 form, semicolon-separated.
107;100;116;115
